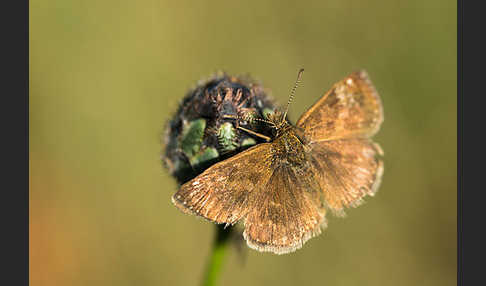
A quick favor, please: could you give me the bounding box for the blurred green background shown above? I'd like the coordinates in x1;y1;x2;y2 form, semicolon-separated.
30;0;456;285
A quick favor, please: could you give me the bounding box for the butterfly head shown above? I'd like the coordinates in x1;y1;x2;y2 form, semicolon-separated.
261;110;290;138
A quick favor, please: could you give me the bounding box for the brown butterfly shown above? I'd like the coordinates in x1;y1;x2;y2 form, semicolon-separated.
172;69;384;254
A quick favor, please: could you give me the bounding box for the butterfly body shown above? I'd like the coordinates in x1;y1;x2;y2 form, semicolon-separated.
270;126;307;167
172;70;384;254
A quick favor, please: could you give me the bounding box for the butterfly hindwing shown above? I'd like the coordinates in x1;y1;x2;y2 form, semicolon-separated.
296;70;383;142
308;138;384;216
243;163;327;254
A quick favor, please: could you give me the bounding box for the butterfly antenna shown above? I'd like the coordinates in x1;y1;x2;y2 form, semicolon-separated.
282;68;304;123
253;117;276;127
222;114;275;127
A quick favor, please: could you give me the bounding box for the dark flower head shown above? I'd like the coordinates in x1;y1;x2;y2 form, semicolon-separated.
162;72;278;184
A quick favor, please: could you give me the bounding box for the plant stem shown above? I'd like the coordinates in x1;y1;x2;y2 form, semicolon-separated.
201;224;233;286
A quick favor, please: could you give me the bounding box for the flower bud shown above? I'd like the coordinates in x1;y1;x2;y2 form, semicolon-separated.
162;72;278;184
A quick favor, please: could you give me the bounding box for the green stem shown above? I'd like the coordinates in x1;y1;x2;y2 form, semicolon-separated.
201;224;233;286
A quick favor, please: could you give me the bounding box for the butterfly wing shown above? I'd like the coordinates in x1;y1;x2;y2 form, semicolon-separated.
172;141;327;254
308;138;384;216
296;70;383;142
243;162;327;254
172;143;274;226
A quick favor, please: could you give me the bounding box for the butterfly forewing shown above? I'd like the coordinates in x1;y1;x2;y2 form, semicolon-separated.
172;143;274;225
296;70;383;142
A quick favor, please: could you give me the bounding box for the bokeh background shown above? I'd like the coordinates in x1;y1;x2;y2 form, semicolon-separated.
30;0;456;285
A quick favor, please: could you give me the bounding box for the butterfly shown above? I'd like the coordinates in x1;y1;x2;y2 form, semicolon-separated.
172;69;384;254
